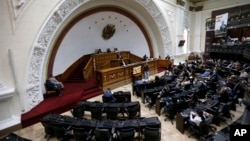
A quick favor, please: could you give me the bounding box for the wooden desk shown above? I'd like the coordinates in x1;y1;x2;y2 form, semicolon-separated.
157;59;172;69
155;98;161;116
176;112;186;134
96;60;157;90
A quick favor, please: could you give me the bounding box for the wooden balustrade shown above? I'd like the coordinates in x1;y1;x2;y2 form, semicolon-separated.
56;54;91;82
83;56;94;80
157;59;172;69
55;51;157;87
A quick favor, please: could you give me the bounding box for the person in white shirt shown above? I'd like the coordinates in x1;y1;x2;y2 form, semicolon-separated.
189;110;212;126
239;69;248;81
181;76;190;86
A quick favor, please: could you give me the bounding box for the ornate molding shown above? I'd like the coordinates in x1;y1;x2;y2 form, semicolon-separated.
184;11;189;28
25;0;171;111
25;0;87;111
11;0;27;19
136;0;172;56
167;10;175;23
6;0;30;32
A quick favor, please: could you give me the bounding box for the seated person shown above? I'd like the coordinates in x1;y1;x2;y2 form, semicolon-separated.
143;54;148;61
103;88;116;103
178;76;191;90
225;77;235;90
165;97;178;108
181;76;191;86
189;110;213;126
45;80;61;96
218;86;231;103
194;83;207;100
154;76;162;85
239;69;248;82
96;49;102;54
165;55;170;60
201;69;212;77
48;74;64;89
207;70;218;82
180;69;190;80
177;62;184;71
160;85;170;96
107;48;111;53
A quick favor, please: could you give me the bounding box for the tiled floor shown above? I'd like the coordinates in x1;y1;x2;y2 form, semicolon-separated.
13;72;245;141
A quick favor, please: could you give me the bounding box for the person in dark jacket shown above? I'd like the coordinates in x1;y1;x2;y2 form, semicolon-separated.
103;88;116;103
45;80;61;96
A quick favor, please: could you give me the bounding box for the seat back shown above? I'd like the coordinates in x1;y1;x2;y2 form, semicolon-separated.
142;127;161;141
125;104;140;119
199;120;211;136
102;96;114;103
94;128;112;141
165;102;179;119
117;128;135;141
50;123;67;139
41;121;55;137
71;105;85;118
106;106;119;120
90;106;103;120
73;127;92;141
196;89;207;99
114;91;131;103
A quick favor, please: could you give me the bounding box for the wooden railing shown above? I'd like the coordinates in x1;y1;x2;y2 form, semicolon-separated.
55;51;149;83
83;56;94;80
100;61;111;70
129;53;143;63
56;54;91;82
157;59;172;69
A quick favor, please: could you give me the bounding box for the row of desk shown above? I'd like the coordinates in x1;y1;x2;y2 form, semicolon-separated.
42;113;161;131
80;101;140;110
75;101;141;118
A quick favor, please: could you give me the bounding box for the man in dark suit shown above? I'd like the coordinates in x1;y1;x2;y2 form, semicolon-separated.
45;80;61;96
103;88;116;103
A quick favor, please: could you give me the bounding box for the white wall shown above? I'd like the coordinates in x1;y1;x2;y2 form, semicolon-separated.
54;11;149;75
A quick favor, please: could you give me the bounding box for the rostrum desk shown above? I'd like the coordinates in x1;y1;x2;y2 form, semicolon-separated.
96;59;157;90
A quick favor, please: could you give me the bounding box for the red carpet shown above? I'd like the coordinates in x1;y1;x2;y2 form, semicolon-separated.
21;77;103;128
157;67;166;73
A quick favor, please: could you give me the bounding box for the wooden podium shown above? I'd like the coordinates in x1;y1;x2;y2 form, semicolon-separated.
132;73;142;82
96;59;157;90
